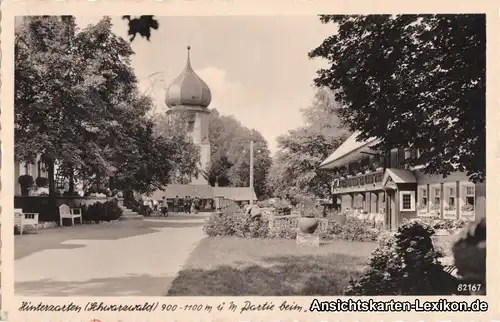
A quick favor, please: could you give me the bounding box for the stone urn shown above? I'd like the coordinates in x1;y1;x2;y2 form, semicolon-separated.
298;217;319;234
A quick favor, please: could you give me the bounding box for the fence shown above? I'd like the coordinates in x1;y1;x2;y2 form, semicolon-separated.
268;214;348;234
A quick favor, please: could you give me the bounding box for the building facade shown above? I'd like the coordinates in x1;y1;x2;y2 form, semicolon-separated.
320;132;485;230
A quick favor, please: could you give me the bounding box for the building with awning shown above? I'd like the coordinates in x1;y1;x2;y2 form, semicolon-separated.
320;131;485;230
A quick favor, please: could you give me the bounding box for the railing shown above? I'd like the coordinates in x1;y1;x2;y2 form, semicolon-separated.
333;169;384;193
268;214;347;234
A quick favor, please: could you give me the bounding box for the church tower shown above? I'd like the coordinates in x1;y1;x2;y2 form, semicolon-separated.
165;46;211;185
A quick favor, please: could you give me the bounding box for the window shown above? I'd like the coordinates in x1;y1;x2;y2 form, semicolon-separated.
402;194;411;209
464;185;475;209
447;187;455;208
433;188;441;205
400;191;416;211
420;188;428;206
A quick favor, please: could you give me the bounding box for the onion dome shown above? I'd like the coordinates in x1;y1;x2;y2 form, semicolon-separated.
165;46;212;109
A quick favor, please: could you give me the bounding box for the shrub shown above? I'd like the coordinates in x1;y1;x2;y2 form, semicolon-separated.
203;212;239;237
101;200;123;221
234;214;270;238
273;199;292;215
345;221;456;295
35;177;49;187
203;204;270;238
452;218;486;293
420;217;468;231
82;201;123;223
126;198;152;217
336;216;379;242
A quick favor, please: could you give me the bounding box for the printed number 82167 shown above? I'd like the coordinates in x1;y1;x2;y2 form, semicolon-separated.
457;283;482;292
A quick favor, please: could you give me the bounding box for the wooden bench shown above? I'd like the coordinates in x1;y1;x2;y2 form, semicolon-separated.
59;204;83;227
14;208;39;235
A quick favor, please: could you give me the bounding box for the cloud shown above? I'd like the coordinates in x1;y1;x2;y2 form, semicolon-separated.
195;67;247;112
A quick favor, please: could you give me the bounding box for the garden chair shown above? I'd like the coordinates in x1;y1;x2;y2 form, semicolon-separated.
59;204;83;227
14;208;39;235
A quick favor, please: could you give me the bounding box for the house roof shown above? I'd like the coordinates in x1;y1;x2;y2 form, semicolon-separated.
150;184;215;200
319;131;380;169
214;186;257;201
382;168;417;186
149;185;257;201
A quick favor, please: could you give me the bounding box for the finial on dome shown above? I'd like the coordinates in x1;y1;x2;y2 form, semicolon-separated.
185;45;192;70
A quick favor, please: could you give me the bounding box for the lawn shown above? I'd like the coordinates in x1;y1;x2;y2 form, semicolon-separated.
167;237;378;296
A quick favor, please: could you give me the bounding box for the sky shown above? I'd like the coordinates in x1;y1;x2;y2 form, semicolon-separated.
76;16;336;154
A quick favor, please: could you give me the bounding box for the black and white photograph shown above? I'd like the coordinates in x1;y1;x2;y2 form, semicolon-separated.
13;14;486;297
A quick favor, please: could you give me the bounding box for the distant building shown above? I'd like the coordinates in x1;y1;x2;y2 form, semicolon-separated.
151;46;257;208
320;131;485;230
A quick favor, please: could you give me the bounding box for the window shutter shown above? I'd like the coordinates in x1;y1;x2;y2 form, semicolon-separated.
410;191;416;211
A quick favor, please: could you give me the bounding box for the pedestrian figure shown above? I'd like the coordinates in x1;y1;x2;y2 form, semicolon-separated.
185;196;192;214
192;197;200;214
161;196;169;217
173;196;179;213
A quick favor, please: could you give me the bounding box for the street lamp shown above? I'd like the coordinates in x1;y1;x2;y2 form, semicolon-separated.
243;140;263;205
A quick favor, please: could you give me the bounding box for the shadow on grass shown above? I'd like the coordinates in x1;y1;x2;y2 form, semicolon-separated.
167;253;366;296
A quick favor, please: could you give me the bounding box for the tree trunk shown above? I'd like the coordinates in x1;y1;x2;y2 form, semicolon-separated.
47;159;56;197
68;166;75;193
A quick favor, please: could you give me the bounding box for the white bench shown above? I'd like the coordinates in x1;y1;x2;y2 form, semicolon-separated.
59;204;83;227
14;208;39;235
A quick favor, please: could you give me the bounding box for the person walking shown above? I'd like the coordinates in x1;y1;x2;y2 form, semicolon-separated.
185;196;192;214
161;196;169;217
192;197;199;214
173;196;180;213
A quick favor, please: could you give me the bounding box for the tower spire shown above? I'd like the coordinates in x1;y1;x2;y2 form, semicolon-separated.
185;44;192;70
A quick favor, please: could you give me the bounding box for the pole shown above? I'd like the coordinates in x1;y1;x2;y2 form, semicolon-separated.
249;140;254;205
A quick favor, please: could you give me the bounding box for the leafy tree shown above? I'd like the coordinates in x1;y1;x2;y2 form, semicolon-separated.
309;14;485;182
207;110;272;198
153;113;201;184
267;88;348;200
206;154;233;187
15;16;193;195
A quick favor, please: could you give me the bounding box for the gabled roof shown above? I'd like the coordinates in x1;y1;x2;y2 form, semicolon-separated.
150;184;215;200
382;168;417;186
214;187;257;201
319;131;380;169
148;185;258;201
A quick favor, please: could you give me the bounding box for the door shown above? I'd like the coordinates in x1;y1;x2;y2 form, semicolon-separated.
386;189;396;230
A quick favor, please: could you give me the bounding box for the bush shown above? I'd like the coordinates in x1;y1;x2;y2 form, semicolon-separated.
452;218;486;293
420;217;468;231
345;221;456;295
82;200;123;223
203;205;269;238
203;212;239;237
125;198;152;217
335;216;379;242
35;177;49;187
273;199;292;215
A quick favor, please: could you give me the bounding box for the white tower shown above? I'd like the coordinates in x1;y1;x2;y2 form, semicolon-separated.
165;46;211;185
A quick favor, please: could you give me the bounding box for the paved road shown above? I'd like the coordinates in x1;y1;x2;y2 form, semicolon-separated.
15;213;210;296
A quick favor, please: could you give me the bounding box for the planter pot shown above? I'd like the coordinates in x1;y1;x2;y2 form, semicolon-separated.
298;217;319;234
